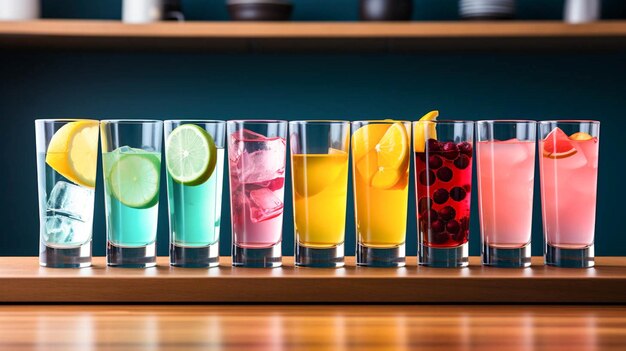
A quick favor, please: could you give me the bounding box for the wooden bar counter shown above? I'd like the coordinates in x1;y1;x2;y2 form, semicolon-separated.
0;305;625;350
1;256;625;303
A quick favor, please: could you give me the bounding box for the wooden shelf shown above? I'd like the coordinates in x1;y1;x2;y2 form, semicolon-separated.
1;256;625;303
0;20;625;51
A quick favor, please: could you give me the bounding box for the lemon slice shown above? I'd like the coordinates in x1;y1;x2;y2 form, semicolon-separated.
292;153;348;198
353;122;409;189
413;110;438;152
46;121;99;188
570;132;593;141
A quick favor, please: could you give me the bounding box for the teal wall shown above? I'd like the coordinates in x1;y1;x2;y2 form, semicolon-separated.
1;0;625;257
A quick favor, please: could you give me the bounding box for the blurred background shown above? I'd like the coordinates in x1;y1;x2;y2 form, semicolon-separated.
0;0;625;257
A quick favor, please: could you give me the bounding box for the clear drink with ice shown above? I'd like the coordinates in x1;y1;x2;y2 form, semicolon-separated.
228;121;287;267
35;119;99;268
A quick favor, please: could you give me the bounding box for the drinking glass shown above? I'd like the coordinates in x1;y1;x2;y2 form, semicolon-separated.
101;120;163;268
477;120;536;268
35;119;99;268
413;120;474;267
164;120;226;267
227;120;287;268
290;121;350;268
539;120;600;268
352;120;411;267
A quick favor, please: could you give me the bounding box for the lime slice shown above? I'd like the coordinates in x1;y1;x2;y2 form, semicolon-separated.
166;124;217;186
108;151;161;209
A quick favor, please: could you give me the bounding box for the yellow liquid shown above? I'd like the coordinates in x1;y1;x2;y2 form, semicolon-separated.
292;153;349;248
353;155;409;248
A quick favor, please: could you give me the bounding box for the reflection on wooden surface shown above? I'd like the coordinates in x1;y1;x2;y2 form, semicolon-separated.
0;305;624;350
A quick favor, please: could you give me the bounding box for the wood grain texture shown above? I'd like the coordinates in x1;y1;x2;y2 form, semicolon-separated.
1;257;625;303
0;305;625;351
0;20;625;38
0;20;625;51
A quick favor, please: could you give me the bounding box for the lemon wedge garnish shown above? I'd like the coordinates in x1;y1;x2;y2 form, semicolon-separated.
353;122;409;189
46;121;99;188
569;132;593;141
413;110;438;152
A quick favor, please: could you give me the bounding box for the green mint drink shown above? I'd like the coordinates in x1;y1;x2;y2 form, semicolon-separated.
166;124;222;248
103;147;161;247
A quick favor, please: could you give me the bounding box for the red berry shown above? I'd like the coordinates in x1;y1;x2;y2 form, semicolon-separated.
446;219;460;234
460;216;470;231
454;154;470;169
455;229;468;243
418;197;432;213
433;189;449;204
442;142;459;160
438;205;456;221
420;209;438;222
436;167;453;182
428;155;443;169
430;220;445;234
458;142;473;157
450;187;467;201
419;170;436;186
426;139;441;152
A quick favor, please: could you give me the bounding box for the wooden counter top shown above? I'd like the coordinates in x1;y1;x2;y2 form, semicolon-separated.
1;305;625;350
1;256;625;303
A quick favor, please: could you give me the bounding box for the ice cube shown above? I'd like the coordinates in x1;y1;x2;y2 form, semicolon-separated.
47;181;95;222
43;215;91;248
239;139;286;184
229;130;265;162
117;145;134;154
248;188;283;223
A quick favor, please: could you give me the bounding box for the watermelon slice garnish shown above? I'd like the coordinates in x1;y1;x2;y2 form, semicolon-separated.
543;127;577;159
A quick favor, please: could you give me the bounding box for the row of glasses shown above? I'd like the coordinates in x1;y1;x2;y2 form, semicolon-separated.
416;119;599;268
35;118;599;269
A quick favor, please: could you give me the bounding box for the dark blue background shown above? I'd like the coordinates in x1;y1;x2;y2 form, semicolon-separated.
1;0;625;257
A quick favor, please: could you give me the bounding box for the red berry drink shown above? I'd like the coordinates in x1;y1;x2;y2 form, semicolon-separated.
413;120;473;267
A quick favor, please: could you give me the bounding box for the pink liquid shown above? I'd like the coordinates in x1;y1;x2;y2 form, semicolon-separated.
540;138;599;248
477;140;535;248
228;130;286;248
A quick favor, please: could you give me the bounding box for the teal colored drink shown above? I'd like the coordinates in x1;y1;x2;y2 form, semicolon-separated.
102;147;161;247
167;149;224;247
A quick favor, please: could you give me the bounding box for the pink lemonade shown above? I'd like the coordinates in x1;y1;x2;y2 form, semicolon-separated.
477;139;535;248
540;135;599;249
229;129;286;248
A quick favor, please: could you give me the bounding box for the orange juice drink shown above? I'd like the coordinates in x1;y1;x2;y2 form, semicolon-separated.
289;121;350;267
352;121;411;267
292;153;349;247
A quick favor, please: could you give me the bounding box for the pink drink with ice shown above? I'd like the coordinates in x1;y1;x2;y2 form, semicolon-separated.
229;129;286;248
477;139;535;248
540;137;599;248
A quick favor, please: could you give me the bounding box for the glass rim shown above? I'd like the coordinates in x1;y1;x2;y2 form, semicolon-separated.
352;120;411;124
35;118;98;123
100;119;162;124
412;120;474;124
164;119;226;124
538;120;600;124
289;120;350;125
476;120;537;124
228;119;288;124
